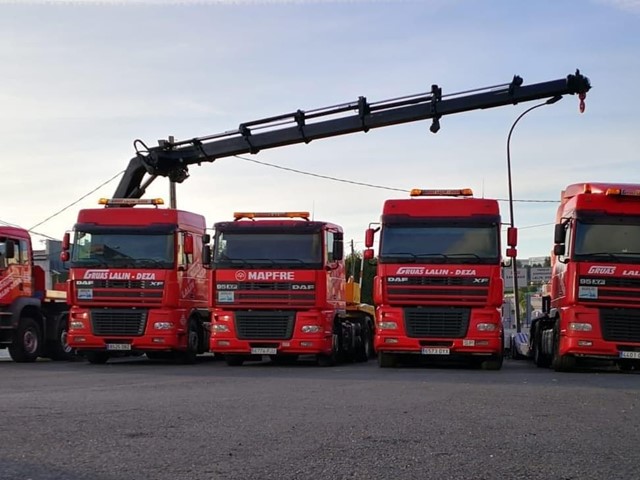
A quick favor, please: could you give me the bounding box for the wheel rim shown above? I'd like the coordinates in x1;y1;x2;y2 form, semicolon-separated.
23;329;38;354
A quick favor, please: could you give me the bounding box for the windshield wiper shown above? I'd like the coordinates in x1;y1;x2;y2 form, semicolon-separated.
579;252;621;260
415;253;449;259
73;258;109;267
134;258;168;267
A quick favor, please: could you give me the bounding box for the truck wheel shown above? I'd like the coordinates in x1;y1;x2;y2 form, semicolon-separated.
176;319;201;364
480;355;503;370
551;328;575;372
532;327;551;368
9;317;42;363
48;316;75;361
225;354;245;366
85;352;109;364
317;327;340;367
354;320;372;363
377;351;397;368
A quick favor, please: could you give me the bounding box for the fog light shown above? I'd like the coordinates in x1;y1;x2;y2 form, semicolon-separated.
384;338;399;344
578;340;593;347
154;322;174;330
378;322;398;330
70;321;85;329
217;340;230;346
569;322;592;331
476;340;489;346
300;341;313;347
211;324;230;332
463;339;475;346
301;325;322;333
152;338;165;343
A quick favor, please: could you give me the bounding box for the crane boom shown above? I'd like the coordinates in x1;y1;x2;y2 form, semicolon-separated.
114;70;591;199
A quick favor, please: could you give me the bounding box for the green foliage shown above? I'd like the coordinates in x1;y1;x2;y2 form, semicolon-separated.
345;251;376;305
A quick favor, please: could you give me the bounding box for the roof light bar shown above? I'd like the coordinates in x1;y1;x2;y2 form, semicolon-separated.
99;198;165;206
606;188;640;197
409;188;473;197
233;211;310;221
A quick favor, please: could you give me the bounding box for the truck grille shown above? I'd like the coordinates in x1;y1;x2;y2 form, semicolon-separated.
217;282;316;307
600;308;640;343
404;307;470;338
235;311;295;340
387;276;490;307
91;309;147;336
578;277;640;308
76;279;164;306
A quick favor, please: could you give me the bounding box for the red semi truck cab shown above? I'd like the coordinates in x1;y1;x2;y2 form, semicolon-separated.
207;211;372;366
364;189;504;369
532;183;640;371
64;198;209;364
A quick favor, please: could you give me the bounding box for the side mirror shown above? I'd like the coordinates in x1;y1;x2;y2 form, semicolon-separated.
60;251;70;262
506;247;517;258
507;227;518;247
62;232;70;251
554;223;566;244
202;244;211;267
4;239;15;259
363;249;374;260
553;244;565;256
333;233;344;261
184;233;194;255
203;233;211;244
364;228;375;248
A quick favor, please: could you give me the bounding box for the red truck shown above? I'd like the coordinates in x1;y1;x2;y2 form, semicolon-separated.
63;198;210;364
531;182;640;372
364;189;505;369
206;211;374;366
1;226;71;362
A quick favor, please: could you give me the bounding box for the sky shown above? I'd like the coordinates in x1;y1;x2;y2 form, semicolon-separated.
1;0;640;259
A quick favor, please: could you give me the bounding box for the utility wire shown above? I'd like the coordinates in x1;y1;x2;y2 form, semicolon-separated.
29;170;125;231
234;155;560;203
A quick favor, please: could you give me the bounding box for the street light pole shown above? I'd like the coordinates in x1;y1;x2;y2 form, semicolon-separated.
506;95;562;333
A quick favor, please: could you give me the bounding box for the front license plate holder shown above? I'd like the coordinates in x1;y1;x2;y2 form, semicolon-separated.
421;347;450;355
251;348;277;355
106;343;132;351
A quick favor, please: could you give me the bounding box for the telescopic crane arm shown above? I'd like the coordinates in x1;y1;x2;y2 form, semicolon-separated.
114;70;591;199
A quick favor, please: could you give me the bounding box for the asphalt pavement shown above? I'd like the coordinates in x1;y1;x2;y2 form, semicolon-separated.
0;355;638;480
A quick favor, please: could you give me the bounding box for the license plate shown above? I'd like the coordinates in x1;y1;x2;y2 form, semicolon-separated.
421;347;450;355
251;348;277;355
106;343;131;351
619;351;640;359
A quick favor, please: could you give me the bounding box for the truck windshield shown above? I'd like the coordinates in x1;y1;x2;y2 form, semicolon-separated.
70;231;174;268
214;232;322;268
574;219;640;261
379;224;499;264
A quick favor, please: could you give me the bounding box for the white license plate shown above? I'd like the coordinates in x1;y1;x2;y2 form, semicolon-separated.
251;348;277;355
619;351;640;359
106;343;131;351
421;347;450;355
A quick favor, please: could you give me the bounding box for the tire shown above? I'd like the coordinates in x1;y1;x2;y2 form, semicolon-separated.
532;326;551;368
9;317;42;363
85;351;109;364
48;316;75;361
481;355;503;370
225;354;245;366
177;319;201;364
354;320;372;363
377;351;397;368
317;330;340;367
551;328;576;372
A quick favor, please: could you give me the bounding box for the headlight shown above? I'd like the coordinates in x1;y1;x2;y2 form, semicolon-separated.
70;321;85;330
153;322;174;330
569;322;592;331
378;321;398;330
301;325;322;333
477;323;497;332
211;324;230;332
